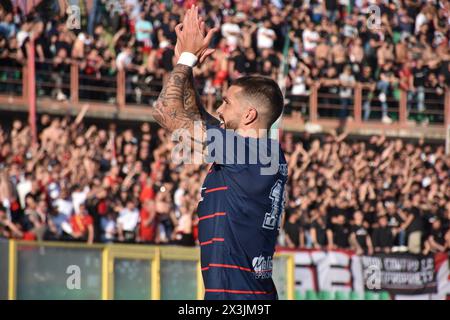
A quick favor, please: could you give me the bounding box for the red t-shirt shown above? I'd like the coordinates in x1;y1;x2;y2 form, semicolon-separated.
70;214;93;235
139;208;158;242
140;186;155;202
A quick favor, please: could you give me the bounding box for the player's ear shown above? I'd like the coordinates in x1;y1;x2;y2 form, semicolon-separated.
243;107;258;125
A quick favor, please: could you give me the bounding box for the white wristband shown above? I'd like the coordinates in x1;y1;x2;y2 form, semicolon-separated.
177;52;198;67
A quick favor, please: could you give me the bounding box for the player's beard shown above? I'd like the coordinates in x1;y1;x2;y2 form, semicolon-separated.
222;118;239;130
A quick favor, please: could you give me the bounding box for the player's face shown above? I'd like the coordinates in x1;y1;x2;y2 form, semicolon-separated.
216;86;244;130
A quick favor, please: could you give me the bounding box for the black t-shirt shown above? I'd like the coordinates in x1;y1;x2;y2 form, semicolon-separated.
358;73;375;84
407;207;424;233
325;0;338;11
161;48;174;72
284;220;301;247
430;227;446;246
232;52;247;74
268;53;280;68
387;213;403;229
351;224;369;249
244;57;257;74
35;36;52;58
372;226;394;249
330;223;350;248
311;220;328;246
412;66;428;87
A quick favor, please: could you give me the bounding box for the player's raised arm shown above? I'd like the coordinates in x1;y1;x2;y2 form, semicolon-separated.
151;6;218;133
151;63;201;132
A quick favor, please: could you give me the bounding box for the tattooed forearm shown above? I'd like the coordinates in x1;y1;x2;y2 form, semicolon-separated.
152;64;202;132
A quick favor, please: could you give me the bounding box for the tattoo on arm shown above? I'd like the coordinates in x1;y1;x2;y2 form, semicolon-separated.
151;64;208;155
152;64;202;131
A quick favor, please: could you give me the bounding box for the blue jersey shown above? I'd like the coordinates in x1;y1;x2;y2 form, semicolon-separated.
197;125;288;300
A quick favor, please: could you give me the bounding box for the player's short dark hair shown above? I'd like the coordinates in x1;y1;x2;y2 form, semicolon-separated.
231;75;284;127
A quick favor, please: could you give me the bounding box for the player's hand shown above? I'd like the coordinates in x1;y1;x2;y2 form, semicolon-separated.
174;35;215;65
175;5;218;61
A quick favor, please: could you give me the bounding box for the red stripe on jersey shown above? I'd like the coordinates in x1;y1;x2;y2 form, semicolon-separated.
200;238;224;246
199;212;226;221
208;263;252;272
201;263;272;273
205;186;228;194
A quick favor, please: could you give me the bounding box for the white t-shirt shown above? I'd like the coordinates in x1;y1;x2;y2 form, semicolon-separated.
16;179;32;208
116;51;132;70
50;213;68;235
117;208;140;232
72;186;89;213
101;217;117;240
257;27;276;49
54;198;74;217
302;28;319;52
292;76;307;95
125;0;141;21
221;23;241;48
339;73;355;98
415;12;427;34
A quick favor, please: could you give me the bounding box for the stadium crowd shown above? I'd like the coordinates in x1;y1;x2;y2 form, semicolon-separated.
0;0;449;255
0;0;449;122
0;115;449;255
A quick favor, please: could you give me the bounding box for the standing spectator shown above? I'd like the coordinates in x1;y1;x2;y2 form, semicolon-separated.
221;14;240;51
412;60;428;115
257;19;277;52
327;213;350;250
376;61;398;124
100;211;117;243
284;211;302;249
350;211;374;255
134;11;153;51
310;211;328;249
302;21;319;55
400;195;425;254
423;217;449;254
172;204;195;246
359;65;376;121
372;214;395;253
117;198;140;243
138;199;158;244
338;65;355;119
67;203;94;244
